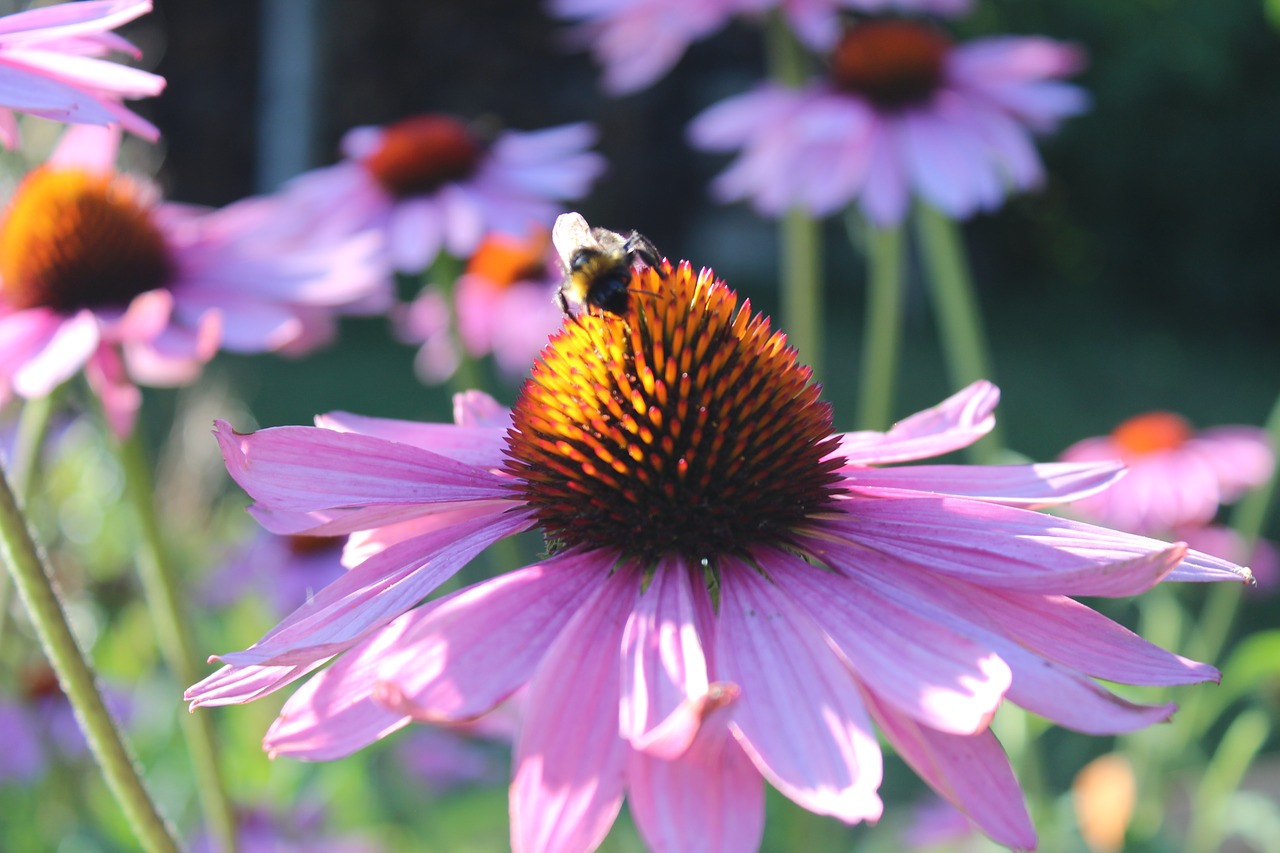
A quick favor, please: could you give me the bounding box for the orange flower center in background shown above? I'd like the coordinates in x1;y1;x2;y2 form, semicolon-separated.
364;115;483;198
0;168;173;313
465;229;551;290
829;20;952;109
1111;411;1193;456
504;262;843;562
285;535;346;557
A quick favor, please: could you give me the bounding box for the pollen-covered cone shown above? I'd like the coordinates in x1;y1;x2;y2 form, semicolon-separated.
189;256;1249;853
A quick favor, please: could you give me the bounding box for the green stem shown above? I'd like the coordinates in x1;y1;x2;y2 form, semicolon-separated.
855;223;906;431
765;13;824;384
0;393;56;655
913;204;1002;459
0;461;179;853
1185;707;1271;853
117;429;239;852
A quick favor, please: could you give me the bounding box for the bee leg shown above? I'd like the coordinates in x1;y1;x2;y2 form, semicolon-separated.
556;288;572;318
625;233;662;269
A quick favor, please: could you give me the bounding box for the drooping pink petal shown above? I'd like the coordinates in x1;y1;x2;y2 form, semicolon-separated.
841;460;1125;507
314;410;508;469
341;502;510;568
864;691;1036;851
0;1;152;44
832;381;999;466
185;659;328;709
760;546;1010;735
453;389;510;428
375;550;605;723
626;719;765;853
263;604;453;760
716;557;884;823
214;420;513;515
215;507;532;667
620;557;732;759
11;310;99;397
83;343;139;439
812;498;1187;597
941;587;1218;686
817;556;1184;734
510;565;637;853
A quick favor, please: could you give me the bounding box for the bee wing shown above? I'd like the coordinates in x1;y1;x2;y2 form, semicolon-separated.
552;212;598;272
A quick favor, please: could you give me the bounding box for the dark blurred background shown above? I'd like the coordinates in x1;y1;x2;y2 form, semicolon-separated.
128;0;1279;463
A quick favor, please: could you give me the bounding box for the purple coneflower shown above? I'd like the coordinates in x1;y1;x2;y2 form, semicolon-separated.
689;19;1088;224
278;115;605;274
190;233;1248;852
0;125;391;436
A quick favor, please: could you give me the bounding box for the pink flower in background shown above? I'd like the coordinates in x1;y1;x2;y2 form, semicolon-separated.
394;229;564;384
689;20;1088;225
191;804;382;853
550;0;974;95
189;256;1248;852
0;0;164;147
280;115;605;273
0;125;391;436
1059;411;1274;536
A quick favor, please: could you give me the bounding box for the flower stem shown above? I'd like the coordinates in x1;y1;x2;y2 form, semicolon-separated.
765;13;824;384
0;393;56;655
854;222;905;431
116;428;239;852
0;460;179;853
913;204;1002;459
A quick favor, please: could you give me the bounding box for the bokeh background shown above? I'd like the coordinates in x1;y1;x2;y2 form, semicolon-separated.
2;0;1279;851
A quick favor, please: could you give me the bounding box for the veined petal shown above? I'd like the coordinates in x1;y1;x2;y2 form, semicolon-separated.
833;381;998;466
627;720;764;853
864;691;1035;851
811;498;1187;597
716;557;884;823
816;555;1183;734
215;508;532;667
620;557;718;758
511;565;637;853
263;604;449;760
942;587;1218;686
841;461;1126;507
315;410;508;469
375;549;603;722
760;547;1010;735
185;659;327;708
215;419;512;512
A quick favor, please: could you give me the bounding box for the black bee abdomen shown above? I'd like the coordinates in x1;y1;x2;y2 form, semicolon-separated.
589;272;631;314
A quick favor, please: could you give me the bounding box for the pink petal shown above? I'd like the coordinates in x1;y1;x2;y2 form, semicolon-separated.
314;410;508;469
264;605;449;760
12;309;99;397
620;557;728;758
0;1;152;43
943;587;1218;686
453;390;511;428
1166;548;1254;584
865;691;1036;851
842;460;1125;506
48;121;120;170
761;546;1010;735
215;507;532;667
83;343;139;439
833;380;999;466
823;561;1183;735
812;498;1187;597
186;659;327;708
510;565;637;853
375;550;604;722
716;557;884;823
215;420;512;515
4;49;163;96
113;288;172;341
627;720;765;853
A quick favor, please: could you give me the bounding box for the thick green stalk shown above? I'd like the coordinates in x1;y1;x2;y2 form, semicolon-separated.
765;13;824;384
855;223;905;431
913;204;1002;459
0;461;179;853
0;393;55;654
117;429;239;852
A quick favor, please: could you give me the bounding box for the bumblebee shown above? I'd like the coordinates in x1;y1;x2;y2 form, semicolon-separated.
552;212;661;318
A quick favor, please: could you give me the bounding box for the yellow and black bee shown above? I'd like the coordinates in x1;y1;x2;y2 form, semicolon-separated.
552;212;661;318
